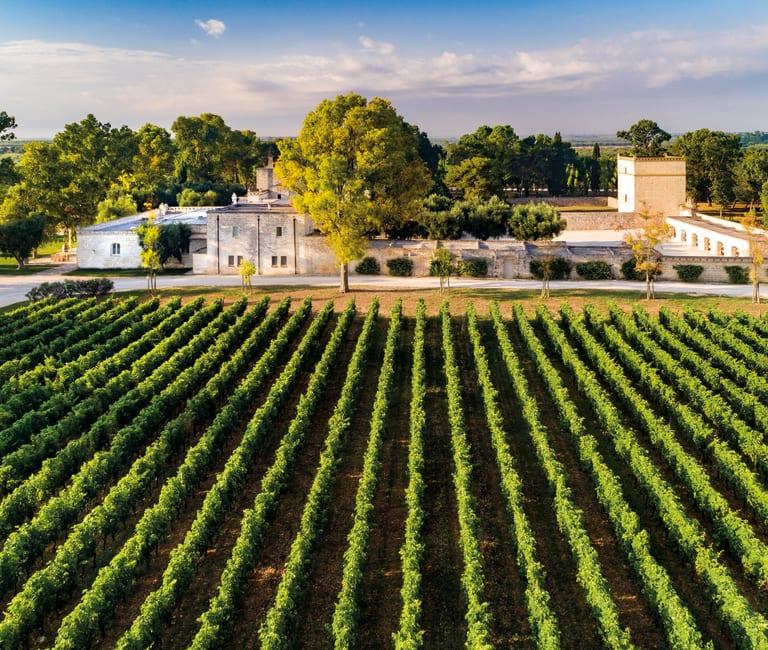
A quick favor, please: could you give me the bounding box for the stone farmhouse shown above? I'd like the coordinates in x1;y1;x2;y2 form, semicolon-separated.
77;156;766;281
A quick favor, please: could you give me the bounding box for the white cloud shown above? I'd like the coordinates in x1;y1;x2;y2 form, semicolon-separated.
359;35;394;55
2;23;768;135
194;18;226;38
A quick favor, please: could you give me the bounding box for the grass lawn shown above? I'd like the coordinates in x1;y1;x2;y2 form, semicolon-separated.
115;284;768;318
65;268;192;277
0;262;55;275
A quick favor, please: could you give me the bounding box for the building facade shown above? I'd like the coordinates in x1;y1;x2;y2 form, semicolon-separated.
617;155;686;216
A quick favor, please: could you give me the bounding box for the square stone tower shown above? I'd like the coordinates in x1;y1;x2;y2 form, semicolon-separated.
617;156;686;216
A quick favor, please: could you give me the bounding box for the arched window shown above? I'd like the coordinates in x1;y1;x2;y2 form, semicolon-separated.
670;227;677;238
717;241;725;256
704;237;711;252
110;242;121;256
691;233;698;247
680;230;687;242
732;246;740;257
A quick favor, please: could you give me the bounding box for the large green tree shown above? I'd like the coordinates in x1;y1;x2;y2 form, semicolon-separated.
0;112;17;141
735;147;768;207
2;115;137;245
617;119;671;157
275;93;430;292
670;129;741;208
445;125;520;199
0;214;47;268
507;202;566;298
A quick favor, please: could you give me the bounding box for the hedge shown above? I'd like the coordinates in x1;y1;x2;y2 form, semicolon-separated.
387;257;414;277
724;265;749;284
673;265;704;283
27;279;114;301
620;258;661;281
575;261;613;280
460;258;488;277
529;257;572;280
355;257;380;275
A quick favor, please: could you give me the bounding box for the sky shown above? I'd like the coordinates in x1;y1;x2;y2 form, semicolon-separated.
2;0;768;138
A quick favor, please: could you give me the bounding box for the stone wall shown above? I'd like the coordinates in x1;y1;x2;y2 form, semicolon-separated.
77;231;143;269
563;211;644;230
659;256;752;283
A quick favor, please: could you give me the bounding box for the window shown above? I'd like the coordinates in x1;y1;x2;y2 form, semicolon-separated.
691;233;698;247
280;255;288;267
623;194;628;203
680;230;687;243
232;226;240;238
277;193;282;199
271;255;278;267
704;237;711;252
276;226;283;237
670;227;676;238
717;242;725;256
110;242;121;256
237;255;243;266
732;246;740;257
228;255;235;267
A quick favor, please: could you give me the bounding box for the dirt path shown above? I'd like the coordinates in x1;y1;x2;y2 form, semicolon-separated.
155;314;356;649
420;316;466;650
535;318;730;648
286;318;388;647
501;318;666;648
468;315;601;648
87;308;306;649
563;320;768;620
452;315;535;647
354;316;413;648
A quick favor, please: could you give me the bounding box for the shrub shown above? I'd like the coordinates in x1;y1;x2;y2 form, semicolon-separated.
355;256;380;275
27;278;114;301
386;257;414;277
725;265;749;284
460;258;488;277
575;260;613;280
529;257;572;280
621;258;661;281
673;264;704;282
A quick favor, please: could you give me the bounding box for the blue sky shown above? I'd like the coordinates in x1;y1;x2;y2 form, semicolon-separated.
3;1;768;138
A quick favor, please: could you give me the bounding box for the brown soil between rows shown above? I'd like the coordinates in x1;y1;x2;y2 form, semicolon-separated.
467;314;602;649
566;316;768;618
22;309;261;648
452;316;535;648
594;316;768;549
287;318;389;648
0;305;219;503
157;313;359;649
87;308;308;650
499;316;666;648
420;316;466;650
354;316;413;648
532;316;731;647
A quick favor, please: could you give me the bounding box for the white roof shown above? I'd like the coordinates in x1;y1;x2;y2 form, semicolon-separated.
80;207;213;233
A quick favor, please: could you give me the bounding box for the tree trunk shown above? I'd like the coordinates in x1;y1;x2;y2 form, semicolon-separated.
67;227;73;251
645;272;651;301
339;262;349;293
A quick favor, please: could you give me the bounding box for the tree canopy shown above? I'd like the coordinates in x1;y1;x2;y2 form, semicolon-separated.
670;129;741;206
616;119;671;157
275;93;431;291
507;202;566;241
0;214;47;268
0;112;17;141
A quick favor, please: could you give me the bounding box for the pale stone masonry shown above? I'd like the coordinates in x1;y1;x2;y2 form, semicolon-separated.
617;155;687;217
76;156;768;282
